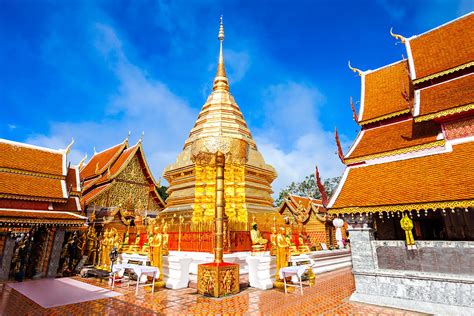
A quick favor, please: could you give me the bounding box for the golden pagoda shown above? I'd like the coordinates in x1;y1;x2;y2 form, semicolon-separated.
162;17;277;236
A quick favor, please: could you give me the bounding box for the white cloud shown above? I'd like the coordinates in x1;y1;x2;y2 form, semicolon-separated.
224;49;250;83
254;82;347;196
27;23;197;181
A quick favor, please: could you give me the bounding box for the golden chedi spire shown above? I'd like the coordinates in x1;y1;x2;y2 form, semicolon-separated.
162;17;277;234
214;16;229;91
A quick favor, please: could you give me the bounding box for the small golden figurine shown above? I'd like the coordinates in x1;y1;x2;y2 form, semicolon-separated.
250;217;268;253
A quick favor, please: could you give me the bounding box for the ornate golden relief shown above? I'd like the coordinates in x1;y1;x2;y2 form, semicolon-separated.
116;156;148;184
90;156;161;211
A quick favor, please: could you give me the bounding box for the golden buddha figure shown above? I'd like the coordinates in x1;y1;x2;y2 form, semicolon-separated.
149;226;163;270
298;234;310;253
99;229;110;268
162;222;169;256
270;226;277;256
250;222;268;253
286;227;299;255
275;227;290;285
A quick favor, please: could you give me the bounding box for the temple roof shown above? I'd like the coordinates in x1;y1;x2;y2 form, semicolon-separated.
359;60;412;125
0;172;65;201
0;139;83;218
330;141;474;213
80;140;166;209
0;139;65;176
80;141;127;180
415;73;474;122
345;119;442;164
407;12;474;82
0;208;86;226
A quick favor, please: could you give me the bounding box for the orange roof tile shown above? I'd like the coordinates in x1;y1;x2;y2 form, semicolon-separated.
332;142;474;210
346;119;441;162
66;167;81;193
360;60;412;124
82;183;112;205
418;74;474;120
0;140;64;176
0;171;65;201
80;142;126;179
0;209;86;223
409;13;474;80
108;144;138;177
290;195;322;209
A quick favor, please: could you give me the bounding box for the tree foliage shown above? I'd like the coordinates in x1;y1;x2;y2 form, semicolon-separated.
274;174;341;207
157;185;169;201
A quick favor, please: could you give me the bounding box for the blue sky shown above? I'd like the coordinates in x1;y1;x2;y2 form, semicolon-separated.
1;0;472;194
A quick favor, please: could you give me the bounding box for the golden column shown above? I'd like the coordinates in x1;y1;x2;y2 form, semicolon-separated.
214;151;225;263
197;151;240;297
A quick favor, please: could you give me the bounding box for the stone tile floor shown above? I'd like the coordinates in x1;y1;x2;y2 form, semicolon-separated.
0;268;426;315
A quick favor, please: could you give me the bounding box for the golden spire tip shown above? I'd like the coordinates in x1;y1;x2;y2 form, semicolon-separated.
218;15;224;41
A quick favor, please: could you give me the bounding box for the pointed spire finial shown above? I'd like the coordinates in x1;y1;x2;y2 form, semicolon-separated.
213;15;229;92
218;15;224;41
93;147;97;155
78;154;88;170
348;61;363;76
139;131;145;142
65;138;74;154
125;131;131;142
390;27;406;44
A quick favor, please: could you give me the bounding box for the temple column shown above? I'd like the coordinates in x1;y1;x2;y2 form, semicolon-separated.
47;229;65;278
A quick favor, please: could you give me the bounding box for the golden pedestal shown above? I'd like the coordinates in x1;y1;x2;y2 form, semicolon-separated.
197;262;240;297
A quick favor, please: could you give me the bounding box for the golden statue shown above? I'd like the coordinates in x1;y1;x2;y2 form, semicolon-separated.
162;222;169;256
275;227;289;286
270;226;277;256
298;234;310;253
250;218;267;253
149;226;163;270
99;229;110;268
286;227;298;255
400;214;416;250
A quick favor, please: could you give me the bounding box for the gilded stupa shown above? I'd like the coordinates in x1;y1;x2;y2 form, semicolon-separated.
162;18;277;232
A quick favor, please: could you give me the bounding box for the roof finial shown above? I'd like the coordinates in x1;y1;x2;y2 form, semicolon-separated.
139;131;145;142
93;147;97;155
125;131;131;142
65;138;74;154
78;154;88;170
213;15;229;92
390;27;406;44
348;61;363;76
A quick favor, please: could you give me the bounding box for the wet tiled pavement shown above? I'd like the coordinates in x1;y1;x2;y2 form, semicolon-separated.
0;268;425;315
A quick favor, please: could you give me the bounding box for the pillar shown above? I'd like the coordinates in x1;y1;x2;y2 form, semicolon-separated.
0;237;16;280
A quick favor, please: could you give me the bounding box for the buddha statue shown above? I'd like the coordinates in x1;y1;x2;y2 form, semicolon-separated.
270;226;277;256
250;222;267;252
162;222;169;256
99;230;110;268
149;226;163;272
298;234;310;253
286;227;299;255
275;227;289;282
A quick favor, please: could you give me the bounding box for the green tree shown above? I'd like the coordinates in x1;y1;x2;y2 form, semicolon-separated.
157;185;169;201
274;174;341;207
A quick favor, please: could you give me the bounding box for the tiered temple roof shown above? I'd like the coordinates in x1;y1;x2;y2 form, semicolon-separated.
329;13;474;215
0;139;86;227
80;138;165;212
